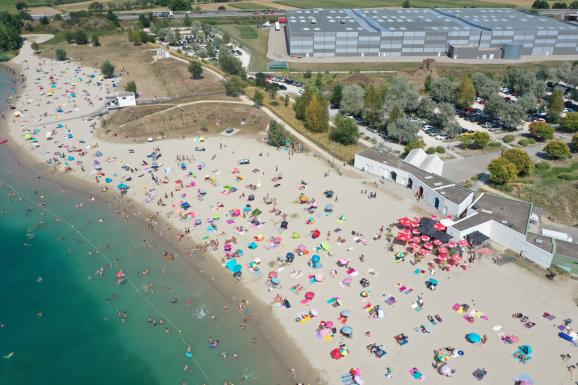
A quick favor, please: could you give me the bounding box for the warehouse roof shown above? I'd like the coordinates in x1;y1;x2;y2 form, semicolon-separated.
286;8;578;34
442;8;578;32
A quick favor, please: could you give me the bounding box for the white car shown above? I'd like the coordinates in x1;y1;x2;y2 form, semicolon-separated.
434;134;447;141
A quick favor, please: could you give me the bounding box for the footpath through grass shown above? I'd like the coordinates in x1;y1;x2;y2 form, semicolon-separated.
274;0;516;8
247;86;366;162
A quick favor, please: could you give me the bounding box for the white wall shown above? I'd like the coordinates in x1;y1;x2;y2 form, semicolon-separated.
448;216;553;268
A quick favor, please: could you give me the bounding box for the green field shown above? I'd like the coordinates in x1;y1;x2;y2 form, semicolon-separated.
275;0;516;8
228;2;274;10
215;24;269;72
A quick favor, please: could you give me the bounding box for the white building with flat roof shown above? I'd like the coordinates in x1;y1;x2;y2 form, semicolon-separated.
105;92;137;110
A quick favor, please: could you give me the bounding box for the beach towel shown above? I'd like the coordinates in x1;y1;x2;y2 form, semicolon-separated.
384;295;397;306
411;302;423;312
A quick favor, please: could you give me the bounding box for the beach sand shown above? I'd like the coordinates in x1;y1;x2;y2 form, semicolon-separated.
4;36;578;385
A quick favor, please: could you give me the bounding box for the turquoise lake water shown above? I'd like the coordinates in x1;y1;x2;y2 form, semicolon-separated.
0;66;297;385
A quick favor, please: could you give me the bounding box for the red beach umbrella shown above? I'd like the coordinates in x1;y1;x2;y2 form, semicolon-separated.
424;242;434;250
448;241;457;248
412;229;421;235
421;235;430;242
268;271;278;279
305;291;315;300
434;222;447;231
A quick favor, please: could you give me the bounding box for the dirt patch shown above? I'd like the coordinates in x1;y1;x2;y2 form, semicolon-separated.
41;34;223;99
101;102;270;142
107;104;172;128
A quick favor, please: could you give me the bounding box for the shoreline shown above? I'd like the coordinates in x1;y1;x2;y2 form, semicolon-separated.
0;61;325;385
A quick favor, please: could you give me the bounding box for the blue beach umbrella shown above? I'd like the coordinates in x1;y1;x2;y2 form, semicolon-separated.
340;309;351;317
117;183;129;190
340;326;353;335
105;177;113;183
466;333;481;344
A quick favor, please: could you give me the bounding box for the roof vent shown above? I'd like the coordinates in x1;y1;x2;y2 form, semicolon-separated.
424;176;433;180
340;17;345;24
535;238;544;244
481;209;493;214
311;18;317;24
500;220;509;225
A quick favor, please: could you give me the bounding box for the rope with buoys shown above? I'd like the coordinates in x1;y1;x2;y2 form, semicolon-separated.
0;177;212;384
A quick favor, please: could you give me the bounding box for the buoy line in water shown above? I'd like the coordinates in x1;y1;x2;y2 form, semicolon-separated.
0;177;212;384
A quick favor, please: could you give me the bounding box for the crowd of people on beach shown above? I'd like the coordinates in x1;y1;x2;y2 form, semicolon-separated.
4;43;578;385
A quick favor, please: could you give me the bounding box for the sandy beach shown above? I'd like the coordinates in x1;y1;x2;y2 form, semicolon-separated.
4;36;578;385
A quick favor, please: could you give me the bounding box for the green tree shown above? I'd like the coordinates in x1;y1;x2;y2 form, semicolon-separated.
0;12;23;52
423;73;432;92
435;102;460;138
100;60;115;79
488;157;518;184
430;77;458;104
183;15;192;27
471;73;500;99
305;94;329;133
363;85;382;129
330;115;359;145
387;118;420;144
255;72;267;88
188;61;203;79
55;48;67;61
39;16;49;25
218;50;246;79
532;0;550;8
459;131;491;149
457;75;476;109
402;0;411;8
223;75;244;96
106;9;119;26
552;2;568;8
571;0;578;8
544;140;571;159
388;104;404;125
529;121;555;140
125;80;137;95
502;148;533;176
15;1;27;10
560;112;578;132
518;92;537;113
88;1;104;13
222;31;231;44
267;120;287;147
547;89;565;118
252;90;264;107
91;35;100;46
416;97;436;121
138;14;150;29
330;84;343;108
74;29;89;45
294;87;314;121
340;84;365;116
168;0;191;11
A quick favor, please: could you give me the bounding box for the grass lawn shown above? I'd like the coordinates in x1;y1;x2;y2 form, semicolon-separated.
247;86;366;161
0;0;49;12
274;0;516;9
228;2;275;10
512;161;578;226
0;50;17;62
215;24;269;72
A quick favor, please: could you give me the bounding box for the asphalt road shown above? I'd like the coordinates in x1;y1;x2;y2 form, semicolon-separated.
117;10;285;20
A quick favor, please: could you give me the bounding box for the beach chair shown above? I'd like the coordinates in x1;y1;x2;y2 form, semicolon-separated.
340;374;355;385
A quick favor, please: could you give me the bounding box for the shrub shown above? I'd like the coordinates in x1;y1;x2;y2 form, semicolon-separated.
470;174;479;181
426;147;436;154
436;146;446;154
502;148;533;175
488;141;502;148
558;172;578;180
55;48;67;61
503;134;515;143
535;161;550;171
330;115;359;145
544;140;571;160
488;157;518;184
529;121;555;141
100;60;115;79
518;138;530;147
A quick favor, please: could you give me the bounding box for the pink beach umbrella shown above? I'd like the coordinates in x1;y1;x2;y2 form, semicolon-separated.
458;239;469;247
437;253;448;261
434;222;447;231
424;242;434;250
268;271;278;279
421;235;430;242
410;243;421;252
305;291;315;300
402;228;412;234
448;241;457;248
437;247;448;255
410;220;420;228
451;255;462;263
412;229;421;235
419;248;429;255
411;236;422;244
431;215;438;220
433;239;443;246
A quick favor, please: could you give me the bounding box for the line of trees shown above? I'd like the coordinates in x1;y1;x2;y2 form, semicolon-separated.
0;11;23;52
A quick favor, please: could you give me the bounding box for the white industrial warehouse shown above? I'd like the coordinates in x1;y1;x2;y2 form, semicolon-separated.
284;8;578;59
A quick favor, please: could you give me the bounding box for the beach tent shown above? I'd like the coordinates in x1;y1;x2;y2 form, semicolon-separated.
225;259;242;273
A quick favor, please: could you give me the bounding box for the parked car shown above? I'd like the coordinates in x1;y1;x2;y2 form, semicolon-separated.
239;159;250;165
